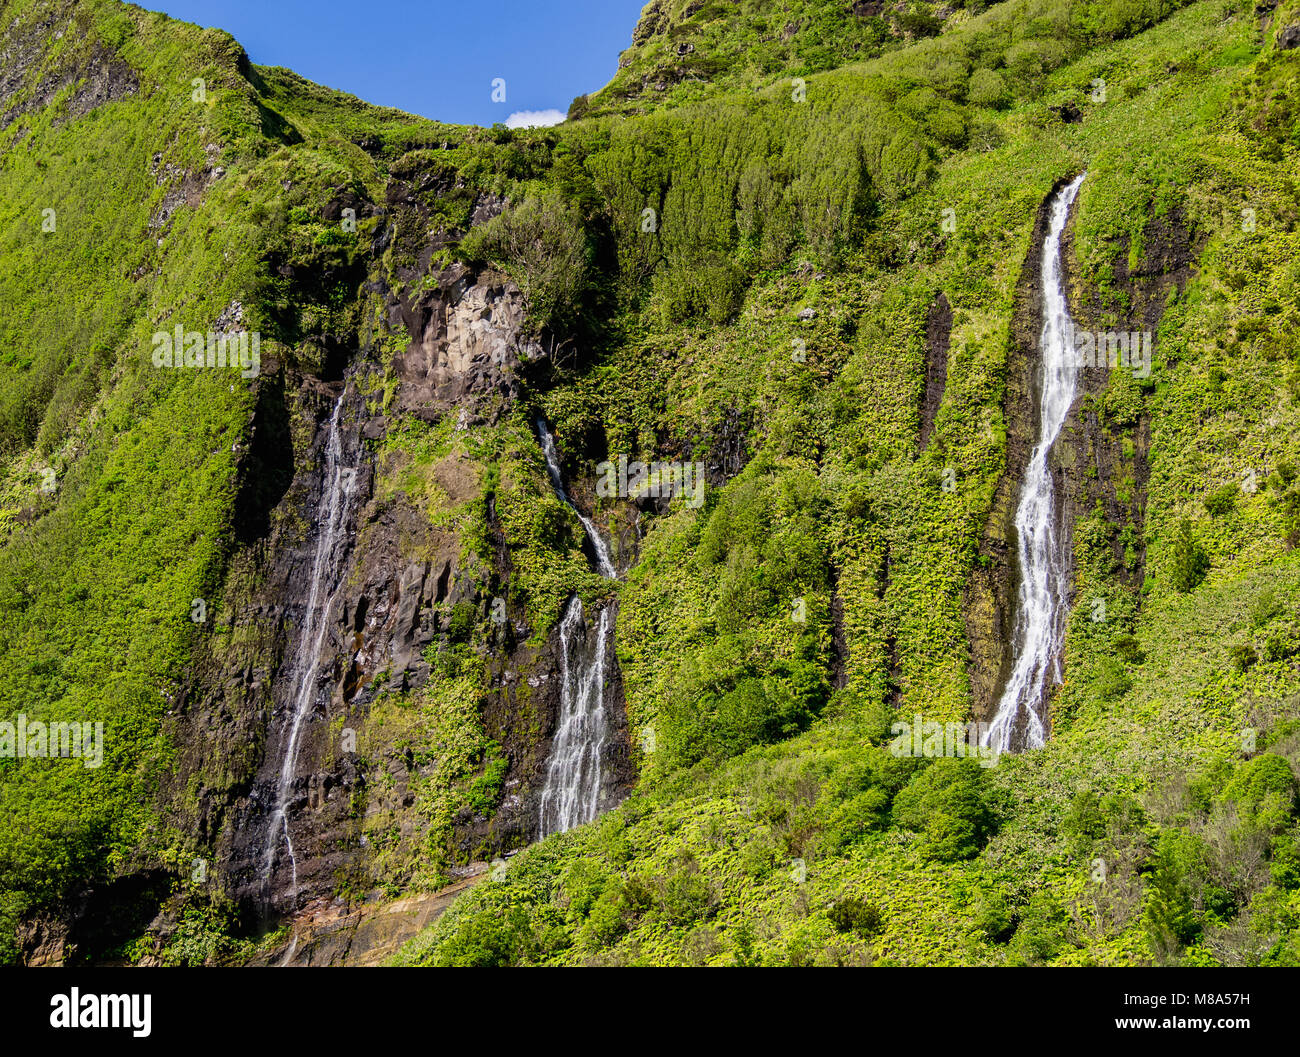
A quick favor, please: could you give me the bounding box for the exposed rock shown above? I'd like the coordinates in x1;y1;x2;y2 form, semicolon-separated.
248;872;489;966
470;191;507;227
389;266;543;418
16;916;69;967
918;291;951;451
632;0;668;44
1062;205;1197;589
322;186;376;224
149;151;226;231
0;23;139;132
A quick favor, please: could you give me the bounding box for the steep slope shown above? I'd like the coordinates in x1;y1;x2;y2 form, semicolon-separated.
2;0;1299;969
573;0;974;119
399;0;1300;966
0;0;601;962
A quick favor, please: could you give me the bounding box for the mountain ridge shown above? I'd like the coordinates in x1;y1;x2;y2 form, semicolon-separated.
1;0;1299;967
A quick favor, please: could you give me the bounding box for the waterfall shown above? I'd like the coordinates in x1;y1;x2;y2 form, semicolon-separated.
534;417;617;836
538;598;611;834
983;173;1086;753
264;391;361;892
537;418;616;578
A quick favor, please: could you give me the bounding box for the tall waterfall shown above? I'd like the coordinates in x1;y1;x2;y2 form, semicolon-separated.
984;173;1086;753
264;391;361;891
535;418;616;835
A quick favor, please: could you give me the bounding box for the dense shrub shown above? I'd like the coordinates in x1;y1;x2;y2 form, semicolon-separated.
1009;893;1071;964
433;904;540;967
1204;483;1237;516
974;889;1016;944
1143;830;1205;956
891;758;999;862
828;898;883;936
459;191;590;332
1169;518;1210;592
1220;754;1298;827
967;68;1009;108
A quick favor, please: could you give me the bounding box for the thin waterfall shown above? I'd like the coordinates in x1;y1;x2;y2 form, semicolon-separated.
537;418;616;578
264;391;361;892
535;417;617;836
983;173;1086;753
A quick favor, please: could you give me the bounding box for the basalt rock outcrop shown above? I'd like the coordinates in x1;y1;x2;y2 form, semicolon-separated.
387;264;545;420
0;9;139;132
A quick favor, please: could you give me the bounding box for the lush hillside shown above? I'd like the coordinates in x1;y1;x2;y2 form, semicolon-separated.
1;0;1299;968
401;0;1300;966
572;0;975;119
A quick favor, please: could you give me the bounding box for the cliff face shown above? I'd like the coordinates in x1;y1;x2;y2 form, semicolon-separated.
178;220;634;921
0;0;638;961
6;0;1300;969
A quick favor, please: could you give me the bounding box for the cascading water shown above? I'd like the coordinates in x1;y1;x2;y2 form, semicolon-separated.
538;598;611;834
983;173;1086;753
535;418;617;836
537;418;615;578
264;391;361;893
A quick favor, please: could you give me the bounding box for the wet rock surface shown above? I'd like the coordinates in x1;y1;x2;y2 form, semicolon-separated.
919;291;952;452
248;869;489;967
965;178;1197;725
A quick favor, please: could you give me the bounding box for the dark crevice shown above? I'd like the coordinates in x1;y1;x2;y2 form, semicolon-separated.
918;291;952;451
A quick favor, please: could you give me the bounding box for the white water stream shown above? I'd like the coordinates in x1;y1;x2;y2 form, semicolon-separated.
535;418;616;835
538;598;612;834
983;173;1086;752
264;393;360;891
537;417;616;578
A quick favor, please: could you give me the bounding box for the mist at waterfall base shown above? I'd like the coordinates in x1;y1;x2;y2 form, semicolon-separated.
535;418;618;836
983;173;1086;753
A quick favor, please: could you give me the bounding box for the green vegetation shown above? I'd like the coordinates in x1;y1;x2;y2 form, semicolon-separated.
3;0;1300;967
400;0;1300;966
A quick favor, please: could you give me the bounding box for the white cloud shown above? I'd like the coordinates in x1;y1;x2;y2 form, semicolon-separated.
503;108;566;129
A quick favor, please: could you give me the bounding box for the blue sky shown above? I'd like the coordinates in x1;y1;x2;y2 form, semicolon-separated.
140;0;647;127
